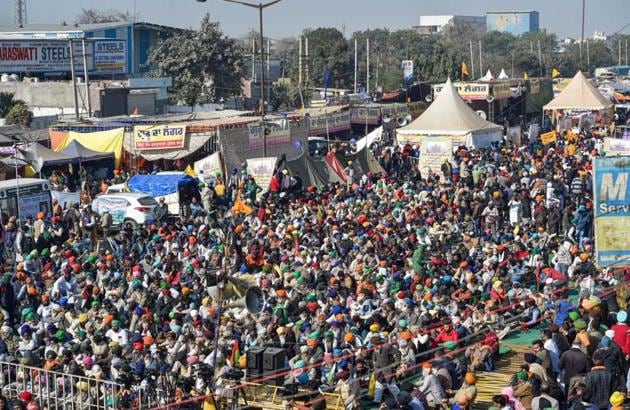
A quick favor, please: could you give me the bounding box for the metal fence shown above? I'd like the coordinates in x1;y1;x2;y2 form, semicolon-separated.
0;361;161;410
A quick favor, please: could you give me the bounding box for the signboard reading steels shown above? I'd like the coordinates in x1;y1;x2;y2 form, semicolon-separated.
0;39;127;74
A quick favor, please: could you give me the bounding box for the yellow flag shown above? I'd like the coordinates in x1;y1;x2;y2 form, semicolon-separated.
523;72;529;80
461;61;470;78
552;68;560;78
184;165;196;177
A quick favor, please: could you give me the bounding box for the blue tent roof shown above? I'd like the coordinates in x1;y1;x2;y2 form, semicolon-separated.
127;174;197;197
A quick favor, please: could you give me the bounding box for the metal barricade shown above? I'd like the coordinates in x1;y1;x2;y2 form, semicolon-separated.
0;361;160;410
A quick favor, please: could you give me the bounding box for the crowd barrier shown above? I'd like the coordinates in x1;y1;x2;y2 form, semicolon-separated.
0;361;161;410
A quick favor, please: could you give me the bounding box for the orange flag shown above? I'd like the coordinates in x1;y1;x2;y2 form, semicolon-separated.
231;192;253;215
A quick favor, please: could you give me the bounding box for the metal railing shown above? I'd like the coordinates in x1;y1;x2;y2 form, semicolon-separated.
0;361;160;410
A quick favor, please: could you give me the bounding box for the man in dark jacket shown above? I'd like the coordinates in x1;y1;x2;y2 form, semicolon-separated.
584;353;614;410
558;340;588;396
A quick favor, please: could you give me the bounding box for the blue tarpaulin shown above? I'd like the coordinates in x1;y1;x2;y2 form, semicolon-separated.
127;174;197;197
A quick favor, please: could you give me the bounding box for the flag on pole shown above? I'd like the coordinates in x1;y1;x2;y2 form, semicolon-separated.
231;192;253;215
323;63;330;101
551;68;560;78
230;339;241;366
523;72;529;80
461;61;470;80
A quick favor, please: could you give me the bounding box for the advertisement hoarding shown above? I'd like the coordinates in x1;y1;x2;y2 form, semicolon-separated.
593;156;630;267
134;125;186;150
0;39;126;74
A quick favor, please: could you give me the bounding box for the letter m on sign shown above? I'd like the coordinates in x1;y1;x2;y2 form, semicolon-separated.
600;172;628;201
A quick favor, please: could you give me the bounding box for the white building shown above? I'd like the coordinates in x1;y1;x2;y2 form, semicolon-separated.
414;15;486;34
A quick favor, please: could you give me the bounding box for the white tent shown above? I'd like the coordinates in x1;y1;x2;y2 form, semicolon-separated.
356;126;382;151
544;71;612;111
498;69;509;80
479;70;494;81
397;78;503;148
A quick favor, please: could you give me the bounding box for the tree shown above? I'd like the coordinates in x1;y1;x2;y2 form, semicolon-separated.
75;8;133;24
0;92;25;118
5;104;33;126
147;15;245;106
271;82;304;111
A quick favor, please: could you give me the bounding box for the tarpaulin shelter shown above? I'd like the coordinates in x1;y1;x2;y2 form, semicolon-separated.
56;128;125;167
127;173;198;198
335;148;385;179
285;153;344;188
16;143;77;167
544;71;612;111
60;140;115;162
397;78;503;148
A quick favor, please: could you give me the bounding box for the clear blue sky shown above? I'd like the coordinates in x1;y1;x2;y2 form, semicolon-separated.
3;0;629;39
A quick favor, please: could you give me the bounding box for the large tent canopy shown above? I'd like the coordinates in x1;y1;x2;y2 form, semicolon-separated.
544;71;613;111
60;140;114;162
397;78;503;148
10;142;78;167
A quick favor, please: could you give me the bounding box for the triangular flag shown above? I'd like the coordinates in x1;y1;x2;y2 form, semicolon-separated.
132;107;139;115
184;165;196;177
551;68;560;78
523;72;529;80
230;339;241;366
461;61;470;78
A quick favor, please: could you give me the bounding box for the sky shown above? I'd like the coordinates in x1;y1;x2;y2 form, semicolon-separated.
2;0;629;40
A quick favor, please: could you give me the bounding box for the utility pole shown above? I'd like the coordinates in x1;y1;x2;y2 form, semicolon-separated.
537;40;543;77
251;38;256;82
15;0;26;27
586;39;590;73
266;38;270;81
620;40;623;66
298;36;302;87
479;40;483;78
81;38;92;117
626;38;628;66
366;38;370;94
469;40;475;80
305;37;309;91
511;50;515;78
354;38;358;94
375;48;380;92
580;0;586;68
69;40;79;120
220;0;284;157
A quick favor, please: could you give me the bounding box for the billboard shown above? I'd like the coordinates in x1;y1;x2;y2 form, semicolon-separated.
486;12;538;36
134;125;187;150
593;156;630;267
0;39;126;74
433;82;490;100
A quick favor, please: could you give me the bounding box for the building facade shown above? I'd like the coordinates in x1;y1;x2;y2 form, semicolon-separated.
414;15;485;34
486;11;540;36
0;22;181;77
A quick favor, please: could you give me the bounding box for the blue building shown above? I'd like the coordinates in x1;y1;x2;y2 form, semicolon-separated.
0;22;181;76
486;11;540;36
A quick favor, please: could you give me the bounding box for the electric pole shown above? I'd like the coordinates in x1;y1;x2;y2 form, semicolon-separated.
15;0;27;27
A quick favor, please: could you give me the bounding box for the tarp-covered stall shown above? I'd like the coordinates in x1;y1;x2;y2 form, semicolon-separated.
60;140;114;162
397;78;503;148
285;153;344;188
127;173;199;215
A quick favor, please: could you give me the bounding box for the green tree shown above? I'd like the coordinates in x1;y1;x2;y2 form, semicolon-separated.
271;82;305;111
0;92;25;118
148;14;245;106
5;103;32;126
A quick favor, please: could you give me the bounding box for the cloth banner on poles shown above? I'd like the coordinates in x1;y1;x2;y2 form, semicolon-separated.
540;131;557;145
51;191;81;209
418;136;453;176
194;152;223;181
59;128;125;167
247;157;277;191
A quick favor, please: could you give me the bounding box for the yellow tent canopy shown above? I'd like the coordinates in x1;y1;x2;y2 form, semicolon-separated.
56;128;125;167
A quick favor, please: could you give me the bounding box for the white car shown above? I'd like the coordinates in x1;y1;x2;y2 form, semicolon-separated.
92;193;158;229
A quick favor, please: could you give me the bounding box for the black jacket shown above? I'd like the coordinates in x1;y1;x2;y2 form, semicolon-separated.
558;347;588;386
585;366;614;410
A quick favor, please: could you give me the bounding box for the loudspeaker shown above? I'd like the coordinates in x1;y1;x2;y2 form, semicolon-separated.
246;347;266;378
262;347;286;371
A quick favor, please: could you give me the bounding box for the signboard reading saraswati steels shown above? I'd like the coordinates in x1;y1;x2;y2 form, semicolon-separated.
0;39;127;74
134;125;186;150
593;156;630;267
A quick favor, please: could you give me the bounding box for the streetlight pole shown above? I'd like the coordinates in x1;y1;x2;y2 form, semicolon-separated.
221;0;283;157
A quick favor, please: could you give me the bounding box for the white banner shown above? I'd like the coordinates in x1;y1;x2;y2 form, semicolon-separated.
418;136;453;177
19;193;51;220
247;157;277;192
51;191;81;209
603;138;630;156
194;152;223;180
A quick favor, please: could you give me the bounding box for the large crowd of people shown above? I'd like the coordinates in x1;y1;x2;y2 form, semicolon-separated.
0;123;626;410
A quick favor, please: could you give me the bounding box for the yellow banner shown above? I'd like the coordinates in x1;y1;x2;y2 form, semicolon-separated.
492;82;512;100
540;130;557;145
433;82;489;100
134;125;186;150
60;128;124;167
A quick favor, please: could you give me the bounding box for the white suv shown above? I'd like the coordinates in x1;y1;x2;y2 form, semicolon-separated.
92;193;158;229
